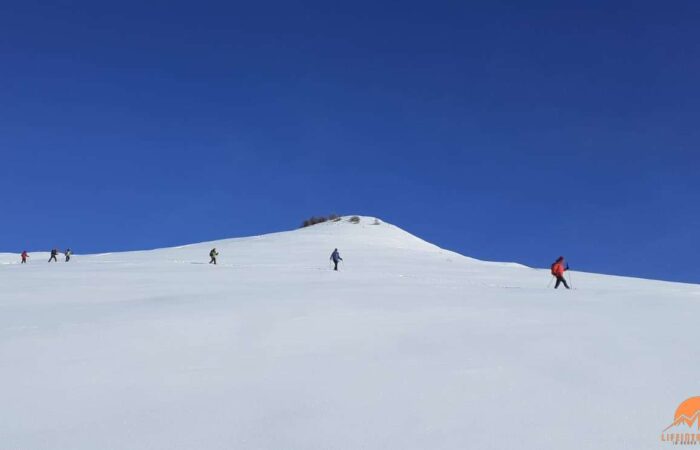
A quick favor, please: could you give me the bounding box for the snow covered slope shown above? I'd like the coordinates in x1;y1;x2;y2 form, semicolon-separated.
1;216;698;449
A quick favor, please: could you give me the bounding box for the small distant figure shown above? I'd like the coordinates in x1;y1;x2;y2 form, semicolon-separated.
209;248;219;265
48;248;58;263
330;248;343;271
550;256;570;289
21;251;29;264
65;248;72;262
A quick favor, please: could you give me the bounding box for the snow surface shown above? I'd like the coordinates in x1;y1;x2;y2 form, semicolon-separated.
1;216;698;449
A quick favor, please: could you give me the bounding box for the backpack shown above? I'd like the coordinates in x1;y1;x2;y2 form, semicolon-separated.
550;262;559;276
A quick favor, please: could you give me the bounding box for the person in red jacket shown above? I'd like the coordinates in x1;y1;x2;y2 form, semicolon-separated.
21;251;29;264
551;256;570;289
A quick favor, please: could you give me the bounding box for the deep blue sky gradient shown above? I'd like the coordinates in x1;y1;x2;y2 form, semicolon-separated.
1;1;698;282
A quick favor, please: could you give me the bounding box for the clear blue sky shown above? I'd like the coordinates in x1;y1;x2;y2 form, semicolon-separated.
1;1;698;283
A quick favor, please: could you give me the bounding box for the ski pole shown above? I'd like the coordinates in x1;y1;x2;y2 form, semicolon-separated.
547;276;554;288
567;270;574;289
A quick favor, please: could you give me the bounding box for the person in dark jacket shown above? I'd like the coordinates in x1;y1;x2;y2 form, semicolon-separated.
330;248;343;271
65;248;72;262
21;251;29;264
209;248;219;265
48;248;58;263
550;256;570;289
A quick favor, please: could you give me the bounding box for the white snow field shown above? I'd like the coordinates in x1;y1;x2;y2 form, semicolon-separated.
1;216;698;450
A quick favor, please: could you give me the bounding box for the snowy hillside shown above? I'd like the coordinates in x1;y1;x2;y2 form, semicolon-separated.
1;216;697;449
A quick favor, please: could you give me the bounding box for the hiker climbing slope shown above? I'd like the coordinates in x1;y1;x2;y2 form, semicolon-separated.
551;256;570;289
330;248;343;271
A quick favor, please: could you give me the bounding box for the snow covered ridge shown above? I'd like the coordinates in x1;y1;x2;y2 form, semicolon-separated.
1;215;445;264
1;215;700;449
0;214;692;286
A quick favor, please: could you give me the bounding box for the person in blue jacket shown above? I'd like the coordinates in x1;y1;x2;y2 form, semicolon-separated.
330;248;343;271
